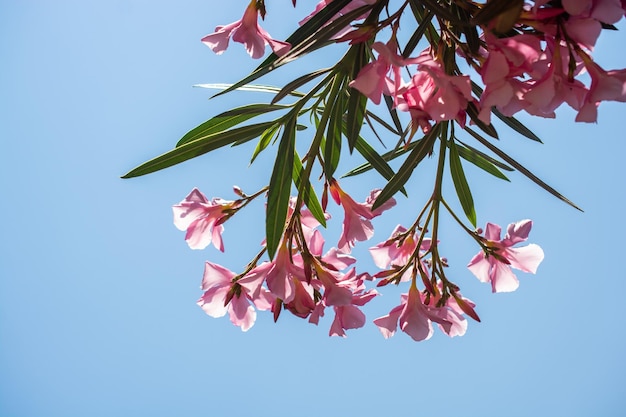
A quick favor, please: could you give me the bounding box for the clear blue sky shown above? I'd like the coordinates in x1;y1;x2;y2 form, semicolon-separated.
1;1;625;416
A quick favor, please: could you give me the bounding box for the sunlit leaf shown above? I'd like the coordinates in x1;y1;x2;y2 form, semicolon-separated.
293;151;326;227
176;103;288;147
271;68;332;104
449;139;477;227
267;117;297;259
122;122;276;178
251;124;281;164
372;124;441;210
455;136;513;172
453;140;510;181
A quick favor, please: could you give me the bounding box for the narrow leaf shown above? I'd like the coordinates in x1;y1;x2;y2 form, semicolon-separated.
267;118;297;259
293;151;326;227
453;141;510;181
466;127;583;211
402;10;434;58
343;136;425;177
251;124;281;164
384;94;403;135
324;87;345;180
346;92;367;153
176;104;288;147
448;139;477;227
493;108;543;143
373;124;441;210
122;122;275;178
271;68;332;104
456;136;513;171
365;110;400;135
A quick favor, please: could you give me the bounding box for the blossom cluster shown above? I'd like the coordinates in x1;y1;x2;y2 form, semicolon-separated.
173;185;544;341
202;0;626;128
161;0;622;341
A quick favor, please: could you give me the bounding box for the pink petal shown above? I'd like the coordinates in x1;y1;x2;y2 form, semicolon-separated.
201;261;235;290
373;305;402;339
229;295;256;332
201;22;239;55
467;253;491;283
504;219;533;245
505;244;545;274
198;286;229;318
490;262;520;293
484;222;502;241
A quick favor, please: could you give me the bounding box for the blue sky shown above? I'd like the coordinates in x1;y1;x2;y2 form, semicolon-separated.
1;1;625;416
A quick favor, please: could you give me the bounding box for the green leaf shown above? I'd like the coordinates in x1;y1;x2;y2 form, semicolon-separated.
456;136;513;172
345;43;369;153
266;117;297;259
365;110;400;135
271;68;332;104
384;94;404;135
324;85;345;180
492;108;543;143
176;104;288;147
293;151;326;227
412;0;464;23
122;122;276;178
402;10;434;58
372;124;441;210
251;124;281;164
273;6;374;66
453;141;510;181
448;139;477;227
346;92;367;153
467;127;583;211
343;136;423;177
347;135;407;196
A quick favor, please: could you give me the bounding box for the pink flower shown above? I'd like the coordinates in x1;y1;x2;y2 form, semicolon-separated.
523;42;588;118
329;180;396;253
197;262;272;332
173;188;239;251
396;49;473;132
201;0;291;59
309;269;378;337
467;220;544;293
369;225;431;270
562;0;625;24
478;34;543;123
349;39;423;105
373;285;465;341
575;56;626;122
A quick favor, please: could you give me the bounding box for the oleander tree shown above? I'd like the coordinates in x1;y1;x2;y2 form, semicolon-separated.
123;0;626;341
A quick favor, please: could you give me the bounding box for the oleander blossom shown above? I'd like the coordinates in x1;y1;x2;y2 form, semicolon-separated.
173;188;240;251
329;180;396;253
373;284;469;341
467;220;545;293
201;0;291;59
197;261;273;332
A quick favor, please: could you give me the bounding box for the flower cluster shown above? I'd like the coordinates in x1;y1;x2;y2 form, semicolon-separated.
173;186;544;341
173;185;397;336
123;0;625;342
